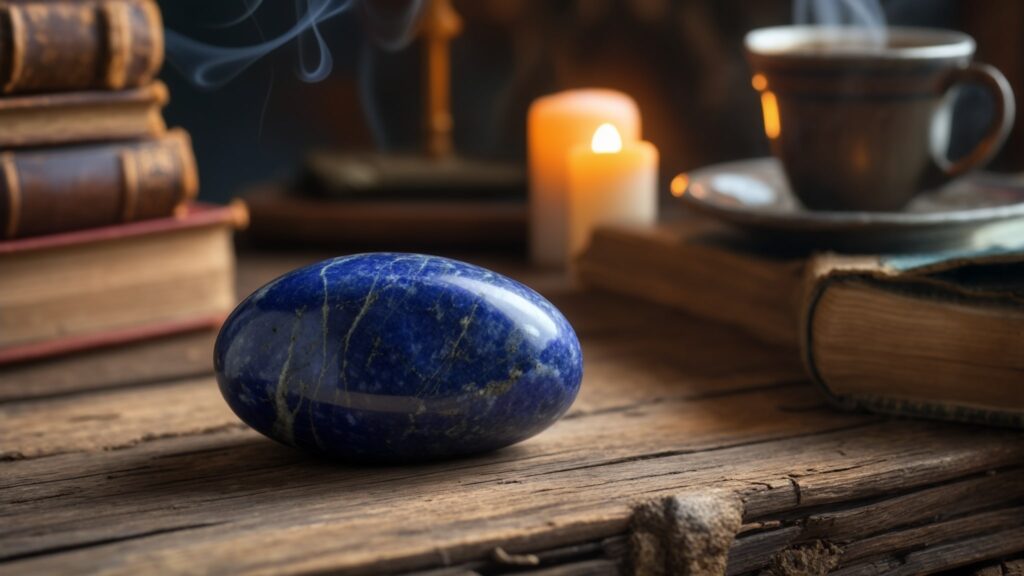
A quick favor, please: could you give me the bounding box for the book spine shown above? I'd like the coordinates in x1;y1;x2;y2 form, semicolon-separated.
0;0;163;94
0;130;199;239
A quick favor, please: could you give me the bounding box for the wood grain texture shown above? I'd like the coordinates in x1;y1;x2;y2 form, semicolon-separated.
0;256;1022;575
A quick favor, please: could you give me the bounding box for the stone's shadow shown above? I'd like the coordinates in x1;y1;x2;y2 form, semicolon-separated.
102;430;537;501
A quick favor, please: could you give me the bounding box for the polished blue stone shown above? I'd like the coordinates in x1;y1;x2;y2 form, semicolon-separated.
214;253;583;461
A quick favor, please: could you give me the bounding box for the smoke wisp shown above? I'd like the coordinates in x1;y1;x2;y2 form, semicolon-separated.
165;0;425;89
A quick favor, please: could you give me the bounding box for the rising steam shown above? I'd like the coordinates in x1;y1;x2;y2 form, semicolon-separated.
794;0;887;44
165;0;425;89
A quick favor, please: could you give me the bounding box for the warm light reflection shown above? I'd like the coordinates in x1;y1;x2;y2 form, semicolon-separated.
670;174;689;197
591;123;623;154
751;74;768;91
760;91;781;140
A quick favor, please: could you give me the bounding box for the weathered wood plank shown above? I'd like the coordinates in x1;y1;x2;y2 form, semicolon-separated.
0;376;242;460
833;526;1024;576
725;469;1024;574
0;380;871;558
973;558;1024;576
2;419;1022;575
2;269;1022;575
801;468;1024;541
840;506;1024;565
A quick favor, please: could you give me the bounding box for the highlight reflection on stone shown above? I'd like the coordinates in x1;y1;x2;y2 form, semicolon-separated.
214;253;583;461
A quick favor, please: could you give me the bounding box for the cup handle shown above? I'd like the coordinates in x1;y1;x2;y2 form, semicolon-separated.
933;62;1016;178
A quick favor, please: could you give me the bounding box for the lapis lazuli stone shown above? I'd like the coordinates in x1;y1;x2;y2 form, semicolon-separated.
214;253;583;461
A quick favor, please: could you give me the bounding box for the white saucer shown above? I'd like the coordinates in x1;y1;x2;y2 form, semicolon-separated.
678;158;1024;253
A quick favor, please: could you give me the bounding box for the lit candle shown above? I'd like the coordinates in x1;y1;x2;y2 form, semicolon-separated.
528;89;640;267
567;123;658;260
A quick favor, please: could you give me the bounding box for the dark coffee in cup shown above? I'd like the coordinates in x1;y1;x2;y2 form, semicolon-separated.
745;26;1015;212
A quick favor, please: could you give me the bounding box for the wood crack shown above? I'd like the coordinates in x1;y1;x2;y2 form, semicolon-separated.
0;521;225;564
787;476;803;507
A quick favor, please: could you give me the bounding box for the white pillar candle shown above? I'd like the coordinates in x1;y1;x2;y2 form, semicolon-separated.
527;89;640;268
567;123;658;259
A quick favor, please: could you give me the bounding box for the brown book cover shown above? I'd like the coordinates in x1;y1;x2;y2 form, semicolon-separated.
303;152;525;200
0;81;167;148
576;220;807;347
0;128;198;238
244;185;526;249
0;201;247;364
0;0;163;94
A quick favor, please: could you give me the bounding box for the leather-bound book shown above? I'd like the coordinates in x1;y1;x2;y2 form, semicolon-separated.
0;81;168;148
0;129;198;238
0;0;163;94
802;249;1024;429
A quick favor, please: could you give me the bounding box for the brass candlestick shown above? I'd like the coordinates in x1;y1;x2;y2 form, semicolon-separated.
301;0;524;206
421;0;461;159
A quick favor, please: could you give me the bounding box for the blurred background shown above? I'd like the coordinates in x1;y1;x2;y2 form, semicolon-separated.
159;0;1024;204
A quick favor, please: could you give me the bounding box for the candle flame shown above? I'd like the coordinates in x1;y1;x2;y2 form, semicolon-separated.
760;91;781;140
591;123;623;154
751;74;768;91
670;174;689;197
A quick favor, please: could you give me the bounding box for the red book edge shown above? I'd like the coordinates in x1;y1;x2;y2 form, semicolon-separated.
0;313;226;366
0;200;249;255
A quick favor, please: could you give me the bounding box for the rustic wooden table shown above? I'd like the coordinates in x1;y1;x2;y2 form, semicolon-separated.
2;251;1023;575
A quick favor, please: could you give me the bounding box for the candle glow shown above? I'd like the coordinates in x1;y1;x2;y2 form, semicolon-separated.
567;122;658;260
527;89;641;267
670;174;689;197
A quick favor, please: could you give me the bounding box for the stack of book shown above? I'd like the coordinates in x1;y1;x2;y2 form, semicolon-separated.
0;0;241;399
578;218;1024;428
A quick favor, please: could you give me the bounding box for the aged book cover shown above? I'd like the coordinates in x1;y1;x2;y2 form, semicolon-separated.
0;81;167;148
244;185;526;248
0;0;163;94
575;220;807;347
0;202;246;365
0;129;198;238
303;152;525;200
802;248;1024;428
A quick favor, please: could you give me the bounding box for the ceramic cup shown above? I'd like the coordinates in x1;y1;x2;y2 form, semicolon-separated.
745;26;1016;212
